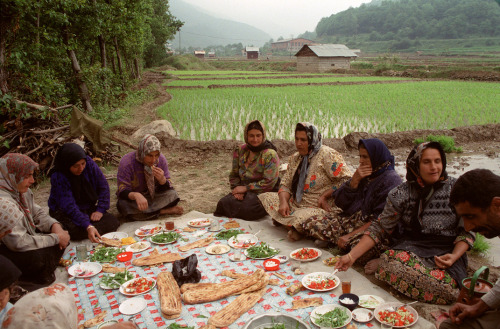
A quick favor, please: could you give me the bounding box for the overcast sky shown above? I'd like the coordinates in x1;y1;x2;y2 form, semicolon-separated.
181;0;372;39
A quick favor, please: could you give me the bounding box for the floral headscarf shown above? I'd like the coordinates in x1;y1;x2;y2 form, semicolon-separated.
244;120;277;153
0;154;39;235
136;134;162;199
295;122;322;203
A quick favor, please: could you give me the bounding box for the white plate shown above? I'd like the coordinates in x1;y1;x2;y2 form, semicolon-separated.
126;241;151;253
228;234;258;249
374;302;419;328
149;232;179;245
134;224;163;237
244;246;279;260
289;247;322;262
358;295;385;309
310;304;352;329
188;218;212;228
99;272;135;290
101;232;128;240
119;297;147;315
120;277;156;296
275;255;289;263
302;272;340;292
352;308;374;323
68;262;102;278
206;244;231;255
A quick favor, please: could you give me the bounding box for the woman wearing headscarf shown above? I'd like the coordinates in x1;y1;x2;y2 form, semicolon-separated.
335;142;474;305
0;153;69;290
48;143;119;242
302;138;402;258
259;122;351;241
117;134;183;221
214;120;280;221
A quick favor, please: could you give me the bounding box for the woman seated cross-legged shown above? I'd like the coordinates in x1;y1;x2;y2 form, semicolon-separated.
117;134;183;221
301;138;402;259
258;122;351;241
335;142;475;305
48;143;120;243
214;120;280;221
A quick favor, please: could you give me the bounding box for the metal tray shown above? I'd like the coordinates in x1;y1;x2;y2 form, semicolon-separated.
243;312;311;329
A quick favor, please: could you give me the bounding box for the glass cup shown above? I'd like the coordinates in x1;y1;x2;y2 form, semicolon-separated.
233;249;242;261
165;221;174;231
76;245;88;261
291;258;302;272
342;281;351;294
210;219;220;231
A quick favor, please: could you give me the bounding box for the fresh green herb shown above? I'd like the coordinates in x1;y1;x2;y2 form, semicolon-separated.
264;320;300;329
151;232;181;243
246;242;279;259
313;307;349;327
215;229;243;240
196;315;208;318
167;324;194;329
90;247;124;263
100;269;135;289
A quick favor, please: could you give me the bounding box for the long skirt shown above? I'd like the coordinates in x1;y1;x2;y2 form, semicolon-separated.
117;189;180;221
301;210;385;265
214;192;267;221
0;244;64;291
50;209;120;241
375;249;459;304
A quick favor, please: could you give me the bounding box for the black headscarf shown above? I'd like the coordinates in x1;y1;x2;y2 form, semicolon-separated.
52;143;98;206
0;255;21;291
358;138;395;179
244;120;277;153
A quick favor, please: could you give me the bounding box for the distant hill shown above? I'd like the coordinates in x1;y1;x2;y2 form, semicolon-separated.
169;0;272;49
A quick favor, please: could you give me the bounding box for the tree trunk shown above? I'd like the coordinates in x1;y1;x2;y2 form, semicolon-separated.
134;57;141;80
0;10;16;93
62;28;93;113
98;35;106;68
113;36;124;89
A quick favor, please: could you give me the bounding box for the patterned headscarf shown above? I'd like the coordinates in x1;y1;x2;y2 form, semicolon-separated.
295;122;322;203
136;134;162;199
0;154;39;235
359;138;395;179
244;120;277;153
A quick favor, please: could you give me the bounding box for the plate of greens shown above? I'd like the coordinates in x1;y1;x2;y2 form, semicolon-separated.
100;270;135;290
244;242;280;260
215;229;244;240
310;304;352;329
149;232;181;245
90;247;124;263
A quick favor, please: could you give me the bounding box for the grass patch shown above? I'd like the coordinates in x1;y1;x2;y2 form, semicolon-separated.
471;233;490;255
414;135;463;153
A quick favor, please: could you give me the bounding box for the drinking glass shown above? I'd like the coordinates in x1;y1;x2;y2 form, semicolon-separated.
76;245;88;261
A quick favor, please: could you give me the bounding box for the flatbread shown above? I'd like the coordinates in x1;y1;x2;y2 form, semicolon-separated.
178;236;214;252
223;220;240;229
132;249;182;266
183;227;196;232
208;288;266;327
101;264;125;273
157;271;182;318
292;297;323;309
100;237;121;247
83;310;107;328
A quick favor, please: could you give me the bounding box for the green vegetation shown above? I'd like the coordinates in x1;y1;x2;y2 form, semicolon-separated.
414;135;463;153
471;233;491;255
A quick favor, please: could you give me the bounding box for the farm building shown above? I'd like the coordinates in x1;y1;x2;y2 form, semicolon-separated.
208;51;216;58
245;47;259;59
194;50;205;59
295;44;358;72
271;38;315;53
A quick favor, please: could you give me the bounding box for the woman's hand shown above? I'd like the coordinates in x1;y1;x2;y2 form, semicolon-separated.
232;186;247;195
87;226;101;243
337;234;350;250
51;223;70;249
130;192;148;211
90;211;103;222
335;254;355;271
318;195;332;212
152;166;167;185
278;201;290;217
350;164;372;189
434;253;458;269
233;193;245;201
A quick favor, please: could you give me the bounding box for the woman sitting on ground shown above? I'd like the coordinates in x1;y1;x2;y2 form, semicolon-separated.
302;138;402;258
335;142;474;305
117;134;183;221
259;122;351;241
0;153;70;290
48;143;119;243
214;120;280;221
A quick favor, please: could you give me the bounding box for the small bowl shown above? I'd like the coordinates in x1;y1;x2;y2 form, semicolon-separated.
117;251;133;262
339;293;359;311
263;259;280;271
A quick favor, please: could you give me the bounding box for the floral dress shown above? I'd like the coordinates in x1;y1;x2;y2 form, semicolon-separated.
258;145;351;231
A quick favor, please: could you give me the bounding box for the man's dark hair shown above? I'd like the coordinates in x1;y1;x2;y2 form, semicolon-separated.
450;169;500;209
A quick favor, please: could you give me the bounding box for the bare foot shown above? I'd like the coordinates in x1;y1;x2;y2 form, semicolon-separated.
364;258;382;275
160;206;184;216
287;228;303;242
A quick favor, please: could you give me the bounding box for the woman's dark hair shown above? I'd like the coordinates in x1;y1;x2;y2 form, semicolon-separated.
450;169;500;209
295;124;307;133
247;121;263;133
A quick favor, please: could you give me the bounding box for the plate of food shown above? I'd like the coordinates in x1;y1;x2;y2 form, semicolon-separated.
352;308;374;323
310;304;352;329
135;224;163;237
68;262;102;278
99;270;135;290
119;297;147;315
102;232;128;240
374;302;418;328
358;295;385;309
228;234;258;249
244;242;280;260
302;272;340;292
149;232;181;245
290;247;322;262
188;218;212;228
126;241;151;253
205;244;231;255
119;277;156;296
214;229;244;240
90;247;124;263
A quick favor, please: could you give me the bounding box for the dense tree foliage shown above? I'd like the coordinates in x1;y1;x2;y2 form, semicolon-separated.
0;0;182;115
316;0;500;40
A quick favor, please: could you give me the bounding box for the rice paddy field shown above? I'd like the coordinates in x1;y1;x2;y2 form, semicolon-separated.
158;70;500;141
